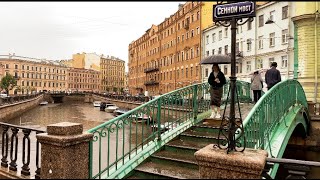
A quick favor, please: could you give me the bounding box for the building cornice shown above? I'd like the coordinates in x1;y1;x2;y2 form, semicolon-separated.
292;14;316;22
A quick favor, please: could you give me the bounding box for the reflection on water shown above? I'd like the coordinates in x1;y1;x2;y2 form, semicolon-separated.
6;101;115;131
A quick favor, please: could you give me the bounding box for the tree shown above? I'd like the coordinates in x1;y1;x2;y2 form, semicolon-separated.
0;73;17;94
113;87;118;93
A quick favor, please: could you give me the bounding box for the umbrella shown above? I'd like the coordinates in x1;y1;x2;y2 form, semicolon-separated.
200;54;241;65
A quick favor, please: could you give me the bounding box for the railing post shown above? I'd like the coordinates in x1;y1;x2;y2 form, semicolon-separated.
1;125;9;168
193;85;198;120
36;122;93;179
157;98;162;141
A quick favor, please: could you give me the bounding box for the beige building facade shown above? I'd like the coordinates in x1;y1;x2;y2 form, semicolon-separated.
67;68;100;93
128;2;202;96
72;52;101;71
100;55;125;93
0;55;68;94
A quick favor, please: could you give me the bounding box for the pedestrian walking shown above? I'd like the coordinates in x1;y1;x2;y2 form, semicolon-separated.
251;71;263;103
208;63;226;119
265;62;281;90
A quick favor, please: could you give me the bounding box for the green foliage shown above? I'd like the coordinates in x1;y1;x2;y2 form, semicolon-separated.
0;73;17;94
113;87;118;92
120;88;124;93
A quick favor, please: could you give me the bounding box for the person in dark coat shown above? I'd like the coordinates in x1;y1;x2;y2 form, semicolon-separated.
208;63;226;119
265;62;281;90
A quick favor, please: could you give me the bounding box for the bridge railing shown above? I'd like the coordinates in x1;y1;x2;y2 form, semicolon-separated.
0;122;45;179
242;79;309;149
0;93;43;106
87;80;252;179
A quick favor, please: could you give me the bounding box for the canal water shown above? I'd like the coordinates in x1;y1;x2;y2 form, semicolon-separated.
5;101;113;131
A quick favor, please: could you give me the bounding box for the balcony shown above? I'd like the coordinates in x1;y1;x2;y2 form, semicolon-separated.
144;80;159;86
144;66;159;73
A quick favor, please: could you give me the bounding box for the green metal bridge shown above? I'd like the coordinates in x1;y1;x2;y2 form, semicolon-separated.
87;79;310;179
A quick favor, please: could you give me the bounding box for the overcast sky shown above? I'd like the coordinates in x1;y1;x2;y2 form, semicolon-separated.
0;2;185;69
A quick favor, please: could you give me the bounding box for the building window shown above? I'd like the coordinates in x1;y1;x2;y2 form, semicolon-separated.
269;32;275;47
196;47;199;57
218;47;222;54
191;30;194;37
206;51;210;57
247;39;252;51
224;45;228;55
270;10;275;21
191;48;194;59
15;65;18;69
224;28;228;38
269;57;275;67
247;20;252;30
197;27;200;35
257;58;263;69
258;36;264;49
224;65;228;74
246;61;251;72
5;64;9;69
186;68;188;78
205;68;209;77
259;15;264;27
282;29;288;44
236;42;239;52
177;36;180;43
212;49;215;55
206;35;209;44
196;66;199;77
282;6;288;19
212;33;216;43
190;67;193;77
218;30;222;40
197;11;200;20
282;55;288;68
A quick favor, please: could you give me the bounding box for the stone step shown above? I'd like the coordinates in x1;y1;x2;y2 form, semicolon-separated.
153;148;198;165
132;157;200;179
166;138;213;151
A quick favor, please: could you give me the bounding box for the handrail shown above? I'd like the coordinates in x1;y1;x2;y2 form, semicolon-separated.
87;80;252;179
242;79;309;149
0;122;45;179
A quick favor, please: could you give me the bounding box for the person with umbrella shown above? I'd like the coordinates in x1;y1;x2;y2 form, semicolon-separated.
251;70;263;103
208;63;226;119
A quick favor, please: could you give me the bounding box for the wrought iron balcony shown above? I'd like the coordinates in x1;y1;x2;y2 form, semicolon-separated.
144;66;159;73
144;80;159;86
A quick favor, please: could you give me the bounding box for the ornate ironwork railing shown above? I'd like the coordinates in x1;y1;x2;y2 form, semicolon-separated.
0;122;45;179
87;80;252;179
242;79;309;150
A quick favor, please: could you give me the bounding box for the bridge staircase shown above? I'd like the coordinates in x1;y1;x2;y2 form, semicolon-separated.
126;118;222;179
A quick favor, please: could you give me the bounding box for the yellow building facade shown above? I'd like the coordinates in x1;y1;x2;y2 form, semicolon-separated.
100;56;125;93
0;56;68;94
292;2;320;103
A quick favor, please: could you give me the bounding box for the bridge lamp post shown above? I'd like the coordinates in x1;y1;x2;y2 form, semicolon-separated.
213;1;256;153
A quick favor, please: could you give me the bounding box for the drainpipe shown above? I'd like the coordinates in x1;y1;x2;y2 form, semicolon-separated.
287;2;291;79
293;22;299;80
314;2;319;103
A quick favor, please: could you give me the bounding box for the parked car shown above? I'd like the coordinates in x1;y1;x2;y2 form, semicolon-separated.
0;93;9;98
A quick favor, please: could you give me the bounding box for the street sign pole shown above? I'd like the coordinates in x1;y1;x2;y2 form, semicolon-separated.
213;1;256;153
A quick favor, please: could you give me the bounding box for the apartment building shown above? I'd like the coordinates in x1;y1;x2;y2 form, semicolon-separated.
201;2;294;84
0;63;4;80
128;2;202;96
0;55;68;94
124;72;129;93
67;68;100;93
72;52;101;71
100;55;125;93
291;2;320;103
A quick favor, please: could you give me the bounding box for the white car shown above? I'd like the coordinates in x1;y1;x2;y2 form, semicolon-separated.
0;94;9;98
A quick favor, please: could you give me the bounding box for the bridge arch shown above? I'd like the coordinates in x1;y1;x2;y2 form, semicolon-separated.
243;79;311;178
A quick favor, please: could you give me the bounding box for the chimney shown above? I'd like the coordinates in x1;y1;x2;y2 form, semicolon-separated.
178;3;184;10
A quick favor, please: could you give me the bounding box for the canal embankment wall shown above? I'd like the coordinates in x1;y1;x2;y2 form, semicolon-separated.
0;95;44;122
